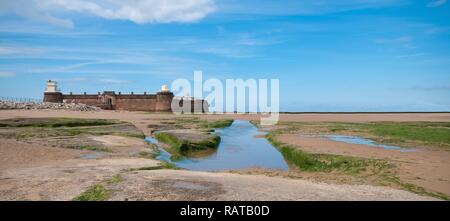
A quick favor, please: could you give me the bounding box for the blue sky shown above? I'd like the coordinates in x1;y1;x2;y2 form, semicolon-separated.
0;0;449;111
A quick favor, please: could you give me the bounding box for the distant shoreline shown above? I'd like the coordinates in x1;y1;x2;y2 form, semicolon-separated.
219;111;450;114
279;112;450;114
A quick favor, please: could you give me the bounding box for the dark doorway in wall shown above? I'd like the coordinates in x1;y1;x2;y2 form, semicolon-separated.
103;97;113;110
106;98;113;110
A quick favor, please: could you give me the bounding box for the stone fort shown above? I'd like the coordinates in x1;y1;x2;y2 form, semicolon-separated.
43;80;208;113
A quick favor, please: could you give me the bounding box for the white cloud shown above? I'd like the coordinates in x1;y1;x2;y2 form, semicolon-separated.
0;0;74;28
427;0;447;7
0;0;215;27
374;36;412;44
0;71;16;77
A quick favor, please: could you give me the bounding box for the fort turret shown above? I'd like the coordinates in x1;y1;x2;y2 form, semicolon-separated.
43;80;63;103
155;85;174;111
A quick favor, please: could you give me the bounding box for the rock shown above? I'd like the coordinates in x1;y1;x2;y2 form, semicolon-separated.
0;99;101;111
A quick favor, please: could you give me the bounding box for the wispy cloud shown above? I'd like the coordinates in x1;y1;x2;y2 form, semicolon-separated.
0;20;112;36
395;53;427;58
427;0;447;7
42;69;168;75
374;35;412;44
424;26;449;35
0;0;215;27
195;47;254;58
0;0;410;28
55;77;129;84
0;45;45;55
0;1;74;28
25;54;199;74
0;71;16;77
0;43;204;75
55;77;89;83
409;84;450;91
217;0;407;16
236;35;283;46
98;79;129;84
374;35;416;48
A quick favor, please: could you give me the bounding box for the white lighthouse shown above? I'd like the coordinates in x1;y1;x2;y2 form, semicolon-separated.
160;84;170;92
45;80;59;93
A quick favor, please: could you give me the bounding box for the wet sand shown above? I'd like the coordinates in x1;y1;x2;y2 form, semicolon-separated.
0;110;448;200
1;110;449;126
0;137;433;201
278;134;450;196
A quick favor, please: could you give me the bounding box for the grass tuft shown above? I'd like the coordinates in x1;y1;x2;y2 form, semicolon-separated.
108;174;124;184
267;134;390;173
198;119;234;129
77;145;112;152
128;162;180;171
73;184;109;201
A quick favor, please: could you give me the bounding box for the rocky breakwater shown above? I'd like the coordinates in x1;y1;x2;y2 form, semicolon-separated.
0;100;101;111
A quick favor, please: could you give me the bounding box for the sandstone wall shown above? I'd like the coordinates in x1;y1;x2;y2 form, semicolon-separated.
115;95;157;111
62;95;101;107
155;92;174;112
43;91;207;112
43;92;63;103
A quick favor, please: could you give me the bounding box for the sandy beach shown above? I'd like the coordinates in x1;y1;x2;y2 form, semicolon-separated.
0;110;448;200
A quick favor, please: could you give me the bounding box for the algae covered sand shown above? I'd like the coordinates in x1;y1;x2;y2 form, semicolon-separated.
268;121;450;150
152;118;232;160
254;120;450;200
0;117;145;152
0;110;447;201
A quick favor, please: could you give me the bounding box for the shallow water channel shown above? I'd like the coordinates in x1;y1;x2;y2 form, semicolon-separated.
325;135;416;152
145;120;289;171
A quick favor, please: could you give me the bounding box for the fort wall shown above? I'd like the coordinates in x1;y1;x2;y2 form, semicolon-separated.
42;81;207;112
62;94;99;107
155;91;174;112
115;95;157;111
43;92;63;103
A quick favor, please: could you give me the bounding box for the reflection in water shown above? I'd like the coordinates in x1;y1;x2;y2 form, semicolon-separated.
326;135;417;152
184;148;219;159
146;120;289;171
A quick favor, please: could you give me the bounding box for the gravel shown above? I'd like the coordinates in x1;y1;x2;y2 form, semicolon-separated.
0;100;101;111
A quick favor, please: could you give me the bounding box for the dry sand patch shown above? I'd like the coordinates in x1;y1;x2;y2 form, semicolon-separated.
107;169;436;201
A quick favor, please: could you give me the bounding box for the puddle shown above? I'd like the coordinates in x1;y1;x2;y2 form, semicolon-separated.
81;152;106;159
145;136;159;144
146;120;288;171
325;135;417;152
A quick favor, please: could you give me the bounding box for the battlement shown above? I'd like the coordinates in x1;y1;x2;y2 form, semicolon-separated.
43;81;208;112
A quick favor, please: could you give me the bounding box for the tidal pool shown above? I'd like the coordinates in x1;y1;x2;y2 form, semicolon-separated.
325;135;417;152
146;120;289;171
